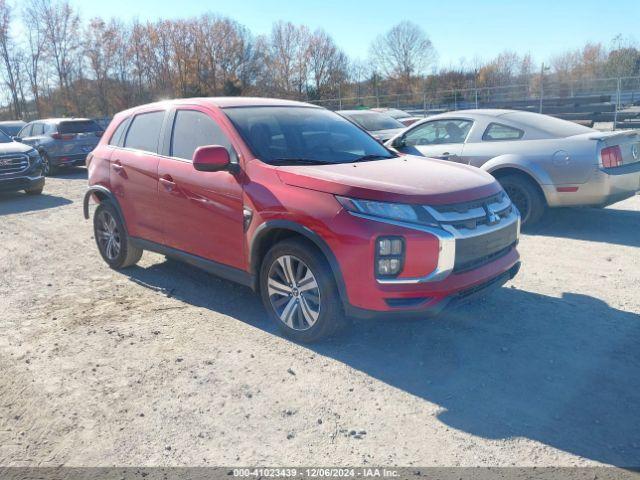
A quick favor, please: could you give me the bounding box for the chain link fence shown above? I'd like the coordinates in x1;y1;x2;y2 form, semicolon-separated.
312;75;640;128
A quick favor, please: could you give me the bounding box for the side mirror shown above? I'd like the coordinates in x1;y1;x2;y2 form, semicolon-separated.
12;136;21;142
193;145;230;172
390;135;406;149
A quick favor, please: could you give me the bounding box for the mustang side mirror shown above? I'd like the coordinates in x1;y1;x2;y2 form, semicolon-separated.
390;135;406;149
193;145;230;172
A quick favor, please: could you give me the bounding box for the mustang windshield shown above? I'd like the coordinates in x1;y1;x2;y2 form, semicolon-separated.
224;106;395;165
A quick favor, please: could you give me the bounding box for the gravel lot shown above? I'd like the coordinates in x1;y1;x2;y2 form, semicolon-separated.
0;168;639;468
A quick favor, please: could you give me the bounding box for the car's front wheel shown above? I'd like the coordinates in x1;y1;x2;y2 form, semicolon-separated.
260;238;345;343
93;202;142;269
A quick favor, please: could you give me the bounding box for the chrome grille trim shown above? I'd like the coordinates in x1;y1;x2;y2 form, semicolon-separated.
0;153;30;176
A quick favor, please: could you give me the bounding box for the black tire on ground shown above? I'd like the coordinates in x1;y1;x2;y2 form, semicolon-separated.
41;152;57;176
24;186;43;195
498;174;546;227
93;201;143;269
259;237;346;343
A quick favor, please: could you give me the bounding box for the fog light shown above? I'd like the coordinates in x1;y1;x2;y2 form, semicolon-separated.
378;258;402;275
378;238;403;256
376;236;405;277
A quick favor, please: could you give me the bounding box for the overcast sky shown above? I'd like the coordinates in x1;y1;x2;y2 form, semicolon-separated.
67;0;639;68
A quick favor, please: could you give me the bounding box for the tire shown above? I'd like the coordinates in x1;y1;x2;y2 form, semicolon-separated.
259;238;346;343
498;174;545;227
41;152;57;176
24;186;43;195
93;201;142;269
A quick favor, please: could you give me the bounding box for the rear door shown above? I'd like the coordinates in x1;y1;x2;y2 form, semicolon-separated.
398;119;472;163
111;110;167;244
157;106;244;269
18;123;40;148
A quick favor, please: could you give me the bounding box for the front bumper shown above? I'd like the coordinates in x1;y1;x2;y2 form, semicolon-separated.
326;196;521;315
543;162;640;207
0;174;45;193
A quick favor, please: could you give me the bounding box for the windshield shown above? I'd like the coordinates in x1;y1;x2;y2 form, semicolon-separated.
0;129;13;143
502;111;593;137
0;125;22;136
224;106;395;165
59;120;102;134
341;111;405;132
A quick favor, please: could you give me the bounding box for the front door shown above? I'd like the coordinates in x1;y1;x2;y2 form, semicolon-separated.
157;107;244;270
397;119;473;163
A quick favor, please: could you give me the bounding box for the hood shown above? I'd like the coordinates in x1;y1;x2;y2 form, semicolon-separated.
276;155;501;205
371;128;405;141
0;141;33;155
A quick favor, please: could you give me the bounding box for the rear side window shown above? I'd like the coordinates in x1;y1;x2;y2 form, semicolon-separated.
171;110;235;162
124;111;165;153
59;120;101;134
109;119;129;147
483;123;524;141
32;123;45;136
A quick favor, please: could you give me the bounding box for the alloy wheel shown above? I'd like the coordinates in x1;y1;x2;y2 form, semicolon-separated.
96;210;121;261
42;155;50;175
267;255;321;331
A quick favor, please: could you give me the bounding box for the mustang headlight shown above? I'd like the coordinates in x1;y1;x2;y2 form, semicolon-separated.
336;196;422;224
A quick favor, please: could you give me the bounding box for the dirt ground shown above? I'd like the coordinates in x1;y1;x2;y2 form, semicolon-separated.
0;168;639;468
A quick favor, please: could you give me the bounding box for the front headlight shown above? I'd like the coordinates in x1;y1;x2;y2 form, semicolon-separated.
336;196;420;223
26;149;41;165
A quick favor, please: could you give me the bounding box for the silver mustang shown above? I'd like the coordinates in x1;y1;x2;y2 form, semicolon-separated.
387;109;640;225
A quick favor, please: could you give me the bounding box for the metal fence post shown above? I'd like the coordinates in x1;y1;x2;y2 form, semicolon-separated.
475;89;478;109
613;77;621;130
422;93;427;117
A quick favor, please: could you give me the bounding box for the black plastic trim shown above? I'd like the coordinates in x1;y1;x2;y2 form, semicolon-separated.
130;237;254;288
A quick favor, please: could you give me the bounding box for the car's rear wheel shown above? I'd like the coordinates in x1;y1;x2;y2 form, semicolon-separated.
93;202;142;269
499;174;545;227
260;238;345;343
41;153;57;176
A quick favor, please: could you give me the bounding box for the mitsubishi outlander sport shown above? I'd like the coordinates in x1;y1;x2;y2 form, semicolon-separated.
84;98;521;342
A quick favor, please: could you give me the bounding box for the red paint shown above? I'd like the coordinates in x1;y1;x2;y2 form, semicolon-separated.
89;98;519;314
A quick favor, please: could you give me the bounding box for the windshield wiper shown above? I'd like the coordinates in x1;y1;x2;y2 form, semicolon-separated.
350;154;396;163
269;158;333;165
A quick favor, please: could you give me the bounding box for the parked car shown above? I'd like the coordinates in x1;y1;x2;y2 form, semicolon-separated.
16;118;103;176
0;120;26;137
387;109;640;225
336;110;406;142
0;128;44;195
84;98;521;342
371;108;423;126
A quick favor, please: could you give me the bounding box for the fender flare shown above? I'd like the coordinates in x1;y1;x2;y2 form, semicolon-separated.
249;220;348;304
482;154;554;185
83;185;124;222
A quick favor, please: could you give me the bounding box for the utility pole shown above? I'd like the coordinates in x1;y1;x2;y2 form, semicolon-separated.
539;63;550;113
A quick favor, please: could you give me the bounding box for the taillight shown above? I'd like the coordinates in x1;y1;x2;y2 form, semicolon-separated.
601;145;622;168
51;133;76;141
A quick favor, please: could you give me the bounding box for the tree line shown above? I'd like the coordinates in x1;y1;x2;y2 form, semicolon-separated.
0;0;638;120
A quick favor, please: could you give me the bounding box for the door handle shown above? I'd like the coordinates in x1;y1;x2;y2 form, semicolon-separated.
159;175;176;191
112;160;124;172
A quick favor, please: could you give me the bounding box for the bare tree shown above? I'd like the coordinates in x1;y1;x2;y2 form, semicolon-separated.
0;0;22;118
306;29;348;99
369;21;436;91
268;21;310;98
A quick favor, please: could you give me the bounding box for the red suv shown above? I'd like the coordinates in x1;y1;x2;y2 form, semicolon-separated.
84;98;521;342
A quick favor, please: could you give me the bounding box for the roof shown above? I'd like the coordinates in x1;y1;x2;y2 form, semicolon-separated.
336;110;384;115
0;120;25;125
34;117;93;124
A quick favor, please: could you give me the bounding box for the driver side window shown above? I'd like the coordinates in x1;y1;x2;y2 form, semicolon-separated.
405;119;473;146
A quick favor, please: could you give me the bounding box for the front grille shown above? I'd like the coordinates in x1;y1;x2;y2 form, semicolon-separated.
0;153;29;176
454;222;518;273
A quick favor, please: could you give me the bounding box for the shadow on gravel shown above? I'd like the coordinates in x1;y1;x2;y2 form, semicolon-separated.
0;191;72;215
125;257;640;467
528;206;640;247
